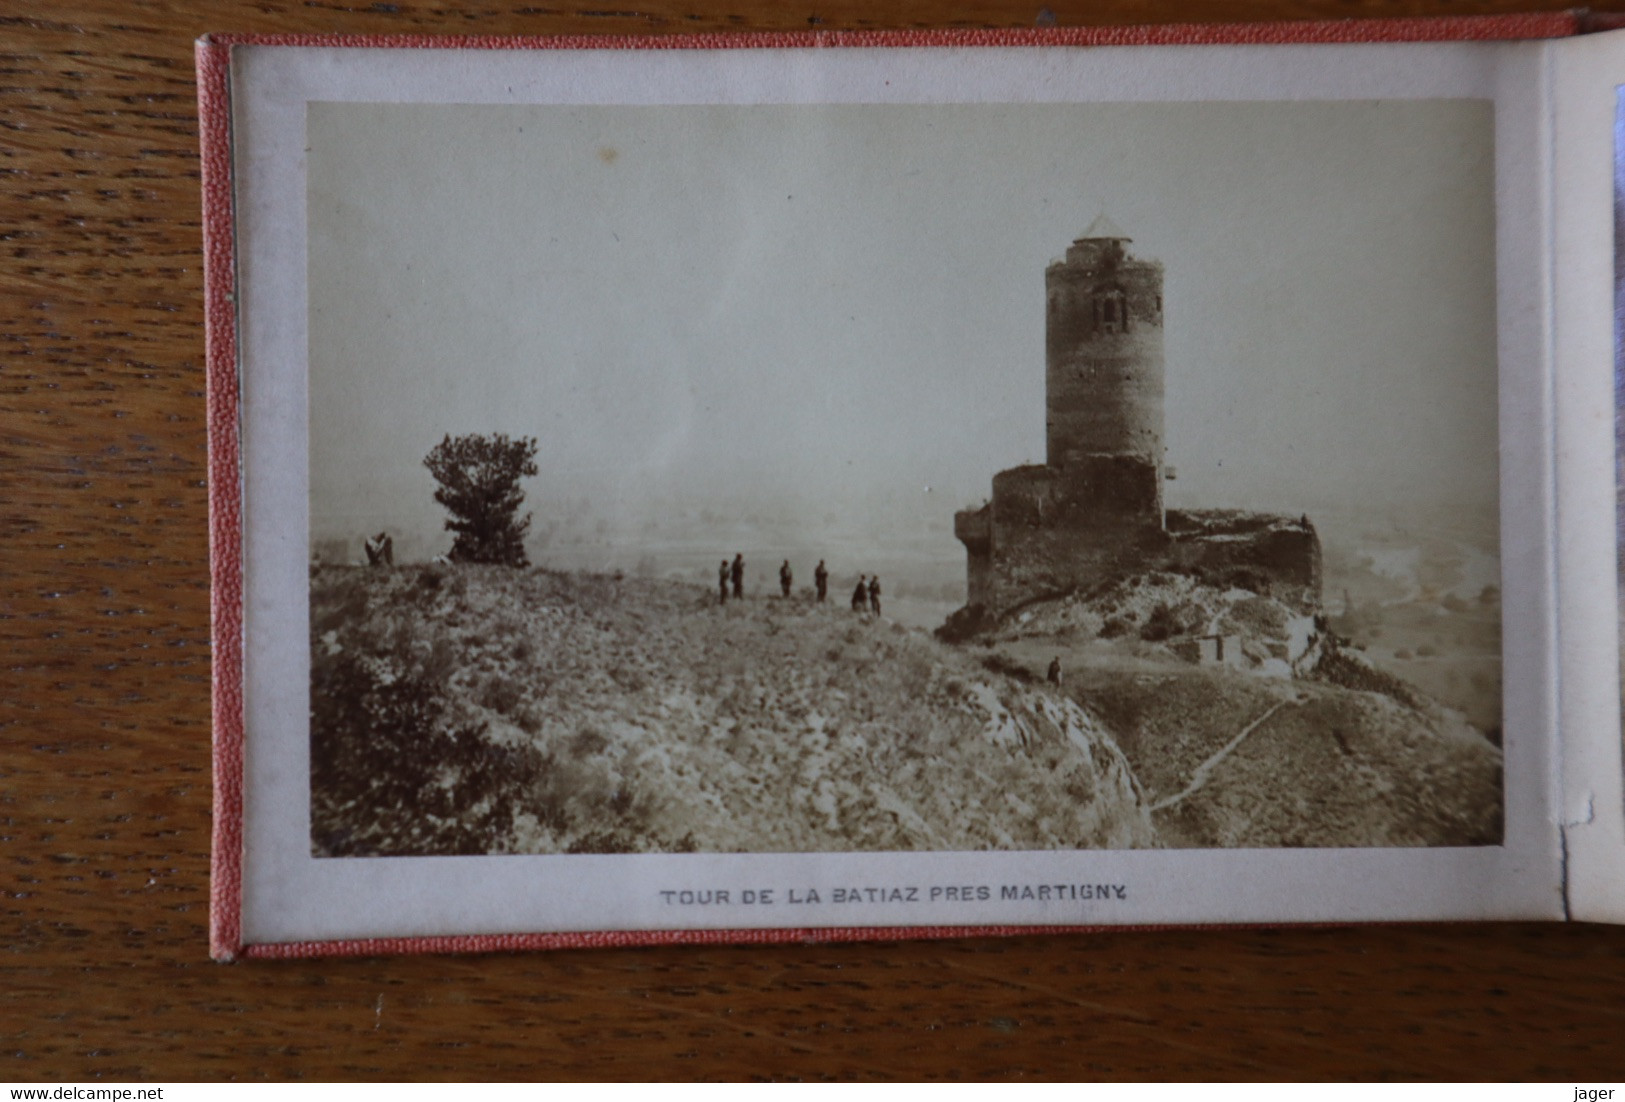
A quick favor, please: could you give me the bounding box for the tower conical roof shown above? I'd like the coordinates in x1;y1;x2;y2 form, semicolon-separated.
1080;213;1130;240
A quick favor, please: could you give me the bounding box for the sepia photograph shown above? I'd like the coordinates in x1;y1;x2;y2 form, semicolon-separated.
305;98;1505;860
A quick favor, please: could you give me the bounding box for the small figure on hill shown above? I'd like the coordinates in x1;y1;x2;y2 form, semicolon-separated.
814;559;829;602
719;559;730;605
779;560;793;598
851;575;868;613
1047;656;1063;687
731;553;745;600
364;531;393;566
868;575;881;616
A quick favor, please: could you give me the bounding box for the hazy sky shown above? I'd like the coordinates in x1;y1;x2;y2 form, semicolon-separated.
307;99;1498;537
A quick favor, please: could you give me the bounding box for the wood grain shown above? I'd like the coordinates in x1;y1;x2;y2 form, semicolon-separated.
4;0;1625;1081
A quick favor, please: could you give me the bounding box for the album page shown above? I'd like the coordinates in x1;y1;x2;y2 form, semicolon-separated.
217;34;1570;950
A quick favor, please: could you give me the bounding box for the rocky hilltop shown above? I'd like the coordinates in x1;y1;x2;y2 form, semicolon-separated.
966;572;1503;848
311;564;1155;856
310;564;1501;857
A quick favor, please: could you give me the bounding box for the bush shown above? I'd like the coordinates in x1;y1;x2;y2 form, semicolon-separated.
310;652;543;856
570;725;611;758
1140;603;1179;642
1098;615;1132;639
980;653;1034;683
477;673;525;716
936;603;995;643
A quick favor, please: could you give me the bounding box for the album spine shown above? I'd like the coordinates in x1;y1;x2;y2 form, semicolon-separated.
197;36;247;963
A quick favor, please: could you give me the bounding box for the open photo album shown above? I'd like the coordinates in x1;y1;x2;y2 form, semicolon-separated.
198;17;1625;959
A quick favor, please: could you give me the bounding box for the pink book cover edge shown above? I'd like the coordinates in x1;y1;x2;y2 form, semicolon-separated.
198;11;1583;962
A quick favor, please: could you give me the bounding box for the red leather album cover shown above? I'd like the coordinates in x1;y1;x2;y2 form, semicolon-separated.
198;14;1625;960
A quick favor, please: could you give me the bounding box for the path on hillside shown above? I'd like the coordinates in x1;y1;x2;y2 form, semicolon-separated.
1148;699;1291;813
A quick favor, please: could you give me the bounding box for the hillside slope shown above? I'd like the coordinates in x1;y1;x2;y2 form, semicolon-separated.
987;576;1503;847
310;564;1157;856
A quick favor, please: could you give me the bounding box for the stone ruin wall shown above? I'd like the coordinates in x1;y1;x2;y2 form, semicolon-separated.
1163;510;1322;613
956;462;1166;613
956;496;1321;622
954;505;994;611
981;524;1168;618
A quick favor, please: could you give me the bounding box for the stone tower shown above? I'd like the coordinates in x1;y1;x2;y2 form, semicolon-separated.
1044;214;1165;520
949;217;1321;634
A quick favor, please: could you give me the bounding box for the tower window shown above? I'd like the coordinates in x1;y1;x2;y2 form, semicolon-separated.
1103;299;1117;323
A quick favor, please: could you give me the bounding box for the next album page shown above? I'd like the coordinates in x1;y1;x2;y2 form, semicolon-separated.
1552;27;1625;924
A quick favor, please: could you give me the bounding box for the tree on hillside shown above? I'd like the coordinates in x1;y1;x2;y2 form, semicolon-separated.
423;432;540;566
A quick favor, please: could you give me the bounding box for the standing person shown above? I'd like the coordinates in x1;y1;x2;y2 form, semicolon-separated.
814;560;829;602
365;531;393;566
718;559;730;605
868;574;882;616
730;553;745;600
1047;656;1063;687
779;560;793;598
851;575;868;613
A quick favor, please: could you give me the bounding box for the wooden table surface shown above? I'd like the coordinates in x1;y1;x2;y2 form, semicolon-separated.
6;0;1625;1082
